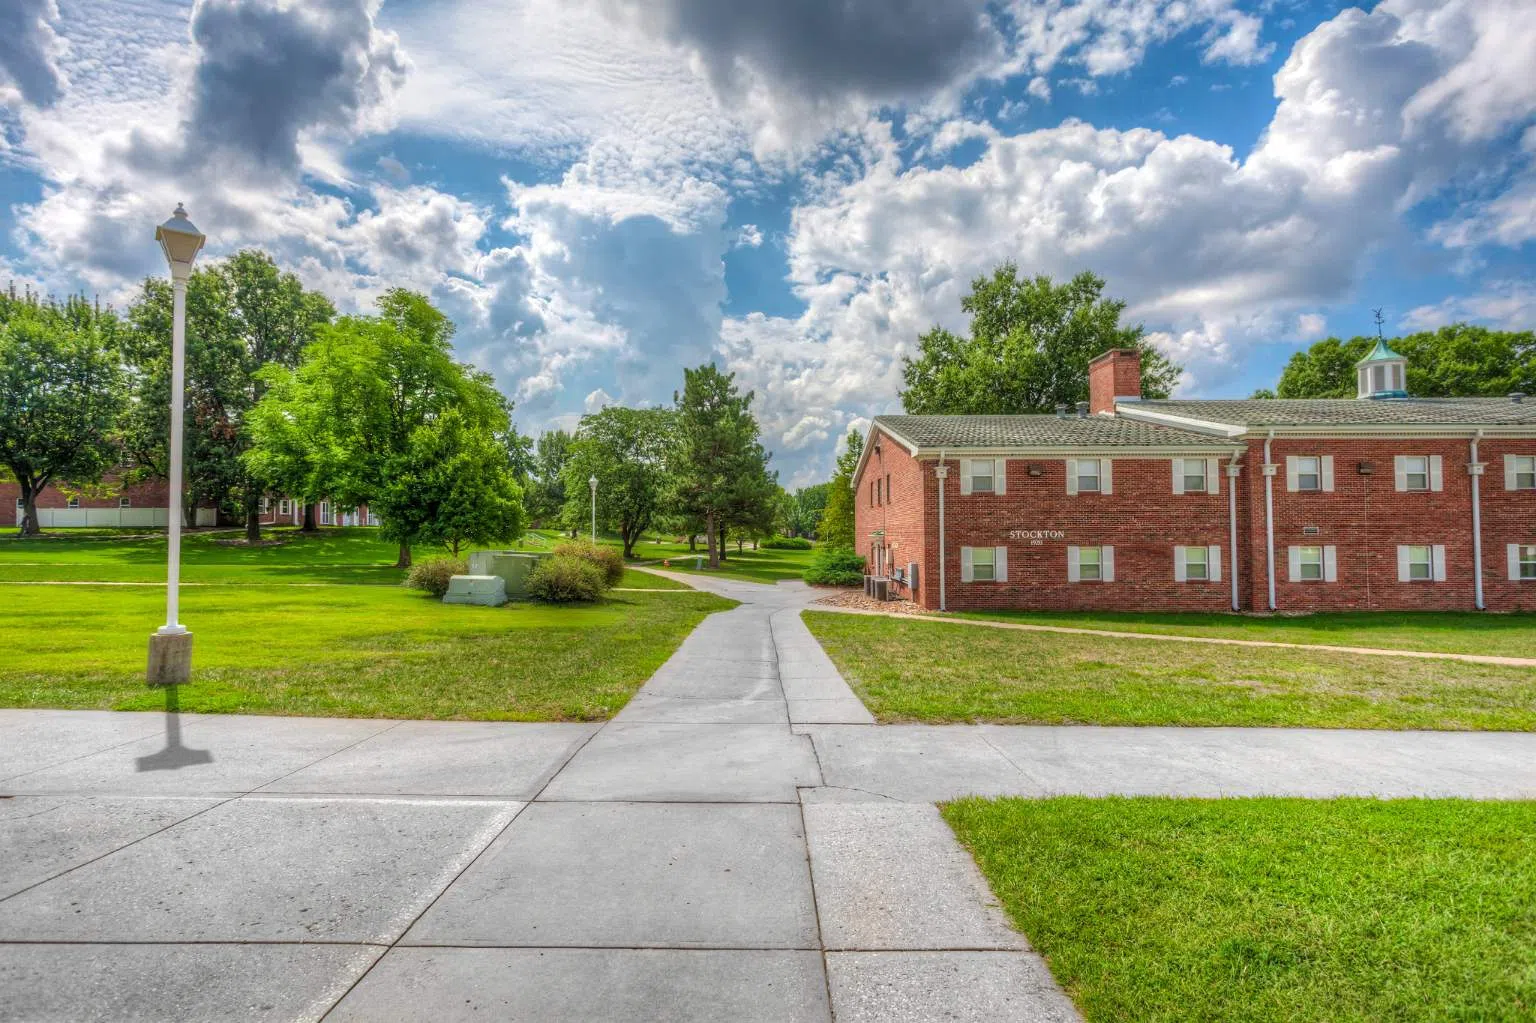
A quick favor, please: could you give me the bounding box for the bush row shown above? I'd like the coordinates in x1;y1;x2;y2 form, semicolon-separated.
802;545;866;586
761;535;813;549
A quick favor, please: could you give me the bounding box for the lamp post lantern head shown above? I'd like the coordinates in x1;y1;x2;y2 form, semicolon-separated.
589;475;598;491
155;203;205;272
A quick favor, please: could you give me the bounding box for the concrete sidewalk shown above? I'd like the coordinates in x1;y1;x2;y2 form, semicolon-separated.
3;575;1535;1021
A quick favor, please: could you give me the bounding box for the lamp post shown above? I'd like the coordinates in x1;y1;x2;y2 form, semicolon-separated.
589;475;598;543
146;203;205;686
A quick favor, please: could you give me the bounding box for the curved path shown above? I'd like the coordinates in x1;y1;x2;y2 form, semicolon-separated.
3;574;1535;1020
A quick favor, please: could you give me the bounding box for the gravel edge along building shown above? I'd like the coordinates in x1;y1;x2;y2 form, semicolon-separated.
854;346;1536;613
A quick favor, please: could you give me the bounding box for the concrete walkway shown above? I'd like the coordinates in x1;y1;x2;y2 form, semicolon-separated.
4;575;1536;1021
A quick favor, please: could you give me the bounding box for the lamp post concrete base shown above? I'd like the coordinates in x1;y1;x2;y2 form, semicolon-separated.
147;630;193;686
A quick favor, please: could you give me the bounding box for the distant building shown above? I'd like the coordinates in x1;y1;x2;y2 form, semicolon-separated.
855;346;1536;612
2;476;378;531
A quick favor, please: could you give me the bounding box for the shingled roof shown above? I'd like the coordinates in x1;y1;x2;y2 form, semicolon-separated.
872;414;1222;449
1124;397;1536;429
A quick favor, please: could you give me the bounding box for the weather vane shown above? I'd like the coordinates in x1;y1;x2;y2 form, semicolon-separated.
1372;308;1385;340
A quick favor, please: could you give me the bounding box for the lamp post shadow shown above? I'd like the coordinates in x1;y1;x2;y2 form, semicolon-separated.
135;683;214;773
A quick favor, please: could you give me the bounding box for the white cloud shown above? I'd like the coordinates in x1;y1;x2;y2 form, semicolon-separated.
732;223;763;248
1402;281;1536;332
1296;312;1328;339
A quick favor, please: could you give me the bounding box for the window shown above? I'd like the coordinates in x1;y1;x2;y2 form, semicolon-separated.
1406;545;1432;581
1295;456;1321;491
119;498;131;509
1183;545;1208;580
66;497;80;509
1402;455;1429;491
1076;460;1100;493
971;546;996;581
1182;459;1207;493
968;461;994;493
1515;545;1536;580
886;473;892;503
1512;455;1536;490
278;499;291;515
1296;545;1323;580
1078;546;1102;580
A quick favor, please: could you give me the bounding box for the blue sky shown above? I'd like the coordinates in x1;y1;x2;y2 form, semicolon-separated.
1;0;1532;485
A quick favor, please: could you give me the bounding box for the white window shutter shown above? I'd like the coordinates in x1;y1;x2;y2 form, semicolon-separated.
1066;459;1078;496
1101;458;1114;494
1396;546;1410;583
1209;545;1222;583
1285;456;1298;491
1102;546;1116;582
1323;546;1338;583
1429;455;1443;492
960;546;974;582
1432;544;1447;582
995;546;1008;582
1507;454;1519;490
994;459;1007;496
1172;459;1184;495
959;460;973;496
1287;546;1301;582
1067;546;1080;583
1208;456;1220;496
1173;545;1187;582
1509;544;1522;581
1394;455;1407;492
1321;455;1335;492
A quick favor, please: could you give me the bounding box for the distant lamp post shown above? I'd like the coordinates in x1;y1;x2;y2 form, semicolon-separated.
146;203;205;686
589;475;598;543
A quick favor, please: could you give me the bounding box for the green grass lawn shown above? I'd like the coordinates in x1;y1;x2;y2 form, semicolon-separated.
0;583;733;720
803;610;1536;730
944;797;1536;1023
945;608;1536;659
0;527;729;719
520;528;813;585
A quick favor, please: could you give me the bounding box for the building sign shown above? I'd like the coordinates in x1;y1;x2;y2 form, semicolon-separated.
1007;529;1065;545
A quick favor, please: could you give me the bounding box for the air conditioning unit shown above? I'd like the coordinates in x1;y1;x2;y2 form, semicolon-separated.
872;577;890;601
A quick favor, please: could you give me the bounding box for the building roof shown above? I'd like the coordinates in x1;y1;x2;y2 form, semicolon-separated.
872;413;1221;450
1122;397;1536;429
1357;338;1406;365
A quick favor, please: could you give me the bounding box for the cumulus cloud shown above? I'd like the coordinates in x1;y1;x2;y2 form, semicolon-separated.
1402;281;1536;332
0;0;65;108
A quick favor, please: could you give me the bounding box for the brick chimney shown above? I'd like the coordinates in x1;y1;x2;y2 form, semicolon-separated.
1088;348;1141;415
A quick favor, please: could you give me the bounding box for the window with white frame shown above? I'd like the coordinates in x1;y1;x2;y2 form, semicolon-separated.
967;460;994;493
1403;545;1433;581
1181;459;1207;493
1296;545;1323;581
1401;455;1429;491
279;499;291;515
970;546;996;581
1514;544;1536;580
1075;459;1100;493
1511;455;1536;490
66;497;80;509
1077;546;1102;580
119;498;131;509
1181;545;1208;580
1295;456;1321;491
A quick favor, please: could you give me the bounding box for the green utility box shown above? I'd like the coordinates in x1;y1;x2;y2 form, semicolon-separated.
468;551;550;598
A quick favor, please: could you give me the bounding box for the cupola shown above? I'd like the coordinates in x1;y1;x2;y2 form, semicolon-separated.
1355;339;1408;399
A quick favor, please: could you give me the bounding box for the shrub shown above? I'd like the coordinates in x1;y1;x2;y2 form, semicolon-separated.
553;540;625;587
802;546;866;586
761;535;813;550
527;554;607;602
407;556;468;598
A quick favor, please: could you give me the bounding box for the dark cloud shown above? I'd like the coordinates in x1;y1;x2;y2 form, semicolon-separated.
0;0;64;107
606;0;999;106
183;0;407;171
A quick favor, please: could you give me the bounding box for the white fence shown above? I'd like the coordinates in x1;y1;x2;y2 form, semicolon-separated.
17;507;170;528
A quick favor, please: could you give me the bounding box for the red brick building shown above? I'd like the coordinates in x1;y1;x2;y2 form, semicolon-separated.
2;476;376;531
854;347;1536;613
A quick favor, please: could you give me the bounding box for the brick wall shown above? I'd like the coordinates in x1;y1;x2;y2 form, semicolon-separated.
1478;438;1536;612
1089;349;1142;414
854;428;928;601
1;477;170;515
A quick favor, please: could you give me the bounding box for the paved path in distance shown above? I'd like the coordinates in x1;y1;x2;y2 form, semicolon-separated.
4;573;1536;1021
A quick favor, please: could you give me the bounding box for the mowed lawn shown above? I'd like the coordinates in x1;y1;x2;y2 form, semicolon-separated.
0;528;730;720
944;797;1536;1023
803;611;1536;730
947;607;1536;659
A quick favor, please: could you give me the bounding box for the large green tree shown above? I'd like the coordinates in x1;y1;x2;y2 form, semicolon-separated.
787;483;830;538
1270;325;1536;398
671;364;769;568
562;406;675;558
819;429;863;550
0;300;126;535
527;429;573;528
247;289;511;566
121;250;333;538
900;266;1179;414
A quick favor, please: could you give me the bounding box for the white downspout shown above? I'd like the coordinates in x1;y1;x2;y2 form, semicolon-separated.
1263;430;1277;611
1470;430;1485;611
935;452;948;612
1227;452;1241;611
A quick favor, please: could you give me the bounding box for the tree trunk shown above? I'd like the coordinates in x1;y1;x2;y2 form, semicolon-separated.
688;534;697;553
302;503;317;532
17;479;40;537
396;542;412;569
719;523;729;562
622;527;636;559
244;491;261;544
705;514;718;569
